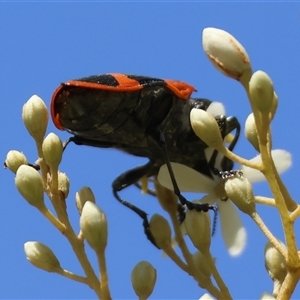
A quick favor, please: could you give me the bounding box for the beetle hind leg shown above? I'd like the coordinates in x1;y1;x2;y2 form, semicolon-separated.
112;161;159;248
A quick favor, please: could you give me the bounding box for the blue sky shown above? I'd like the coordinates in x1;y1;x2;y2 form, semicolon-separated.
1;2;300;299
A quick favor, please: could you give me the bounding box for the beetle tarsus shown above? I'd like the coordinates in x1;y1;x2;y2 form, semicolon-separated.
220;170;243;179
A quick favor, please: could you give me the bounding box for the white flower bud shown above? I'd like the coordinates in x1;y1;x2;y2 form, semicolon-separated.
244;113;260;152
224;176;256;215
155;180;178;214
80;201;107;252
270;94;278;121
202;27;251;81
15;165;44;208
22;95;48;143
260;292;276;300
249;71;274;113
264;240;287;283
149;214;172;249
185;203;211;253
249;71;275;114
76;186;96;215
131;261;157;299
192;251;214;278
190;108;223;150
42;133;63;169
24;241;61;272
58;171;70;199
5;150;28;173
199;293;215;300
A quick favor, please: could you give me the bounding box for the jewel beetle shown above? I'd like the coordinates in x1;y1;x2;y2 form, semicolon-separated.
51;73;240;246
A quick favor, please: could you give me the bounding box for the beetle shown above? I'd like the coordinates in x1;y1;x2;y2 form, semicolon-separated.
51;73;240;246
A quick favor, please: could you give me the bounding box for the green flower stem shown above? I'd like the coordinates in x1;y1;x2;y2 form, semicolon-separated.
239;68;253;91
290;206;300;223
38;205;66;233
49;183;102;298
251;212;287;259
277;269;300;300
96;250;112;300
274;170;298;211
77;230;84;241
57;268;88;284
168;212;224;299
161;244;189;273
63;223;102;298
258;133;299;267
203;250;231;299
254;196;276;207
48;169;68;222
50;165;59;192
218;146;263;171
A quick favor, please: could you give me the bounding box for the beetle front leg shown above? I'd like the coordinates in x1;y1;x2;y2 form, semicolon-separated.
112;160;159;248
148;129;215;213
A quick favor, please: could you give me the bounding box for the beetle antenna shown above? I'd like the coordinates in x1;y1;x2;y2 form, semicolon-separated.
212;207;218;236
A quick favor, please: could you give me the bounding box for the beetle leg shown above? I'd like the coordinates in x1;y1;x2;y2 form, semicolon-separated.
112;161;159;248
63;136;159;247
149;129;215;213
210;115;241;177
63;136;116;150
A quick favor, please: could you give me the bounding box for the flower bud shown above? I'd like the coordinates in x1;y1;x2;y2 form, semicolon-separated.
224;176;256;215
76;186;96;215
5;150;28;173
249;71;275;114
190;108;223;150
131;261;157;299
149;214;172;249
185;203;211;253
22;95;48;143
199;293;215;300
192;251;214;278
154;180;178;214
58;171;70;199
264;240;287;283
80;201;107;252
260;292;276;300
42;133;63;169
24;241;61;272
140;176;149;194
244;113;260;152
270;94;278;121
202;27;251;81
15;165;44;208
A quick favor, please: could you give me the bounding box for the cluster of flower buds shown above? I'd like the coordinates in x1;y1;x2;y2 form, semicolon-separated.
201;27;295;299
6;94;111;298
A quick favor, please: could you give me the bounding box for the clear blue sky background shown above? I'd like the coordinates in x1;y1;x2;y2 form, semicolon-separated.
1;2;300;299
